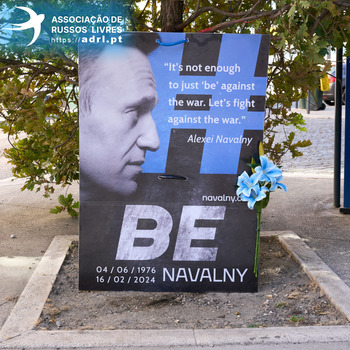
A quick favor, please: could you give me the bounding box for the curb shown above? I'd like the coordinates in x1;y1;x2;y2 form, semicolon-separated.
0;235;75;340
1;326;350;349
264;231;350;321
1;232;350;349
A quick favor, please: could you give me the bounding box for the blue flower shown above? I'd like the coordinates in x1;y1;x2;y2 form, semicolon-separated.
254;155;282;186
240;185;269;210
269;175;287;192
236;171;261;197
236;151;286;277
237;171;270;210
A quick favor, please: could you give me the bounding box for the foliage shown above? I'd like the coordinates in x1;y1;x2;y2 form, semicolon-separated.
276;302;288;309
50;193;79;217
0;0;350;216
288;315;304;323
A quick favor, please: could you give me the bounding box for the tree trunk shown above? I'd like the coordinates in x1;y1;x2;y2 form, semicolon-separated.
152;0;157;28
160;0;184;32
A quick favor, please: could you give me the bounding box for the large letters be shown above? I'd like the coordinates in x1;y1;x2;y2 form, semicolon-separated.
115;205;226;261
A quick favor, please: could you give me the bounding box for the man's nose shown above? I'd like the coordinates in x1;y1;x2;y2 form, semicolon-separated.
136;114;160;151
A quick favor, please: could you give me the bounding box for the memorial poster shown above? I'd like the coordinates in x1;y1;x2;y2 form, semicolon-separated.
79;32;270;292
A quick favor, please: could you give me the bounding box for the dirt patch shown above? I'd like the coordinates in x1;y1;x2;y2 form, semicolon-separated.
37;236;348;330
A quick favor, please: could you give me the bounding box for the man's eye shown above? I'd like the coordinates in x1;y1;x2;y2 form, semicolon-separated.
124;108;139;125
125;108;138;118
125;108;137;114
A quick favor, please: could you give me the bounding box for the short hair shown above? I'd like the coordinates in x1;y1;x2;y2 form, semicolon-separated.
79;32;160;117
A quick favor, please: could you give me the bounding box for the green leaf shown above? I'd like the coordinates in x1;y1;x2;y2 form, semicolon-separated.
58;195;68;207
50;207;63;214
261;192;270;209
258;142;265;157
287;4;296;19
67;208;79;217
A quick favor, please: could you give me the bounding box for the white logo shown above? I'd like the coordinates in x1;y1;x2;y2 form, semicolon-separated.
5;6;45;46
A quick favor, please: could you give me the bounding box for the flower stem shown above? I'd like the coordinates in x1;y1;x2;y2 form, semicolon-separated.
254;209;262;277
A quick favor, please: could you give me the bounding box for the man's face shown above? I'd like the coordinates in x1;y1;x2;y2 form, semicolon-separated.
80;47;160;196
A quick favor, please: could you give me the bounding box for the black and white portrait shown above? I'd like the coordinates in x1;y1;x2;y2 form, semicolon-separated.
79;34;160;201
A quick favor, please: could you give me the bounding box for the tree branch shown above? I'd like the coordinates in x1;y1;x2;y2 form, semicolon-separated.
138;0;151;19
177;6;249;30
176;4;291;32
333;0;350;8
241;0;263;19
0;59;77;86
307;8;329;36
55;50;78;70
53;122;79;149
195;0;200;12
37;79;67;96
195;5;291;33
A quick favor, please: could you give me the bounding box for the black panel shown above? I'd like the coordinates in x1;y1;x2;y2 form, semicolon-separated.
180;34;223;76
254;34;270;77
174;94;211;111
248;95;266;112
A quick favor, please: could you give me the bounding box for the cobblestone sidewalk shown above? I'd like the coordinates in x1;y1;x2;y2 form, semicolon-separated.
274;106;346;174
